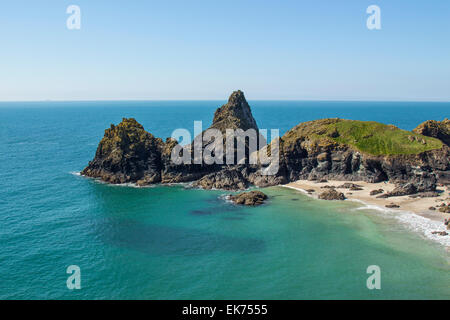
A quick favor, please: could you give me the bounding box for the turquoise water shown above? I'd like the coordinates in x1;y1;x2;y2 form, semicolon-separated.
0;101;449;299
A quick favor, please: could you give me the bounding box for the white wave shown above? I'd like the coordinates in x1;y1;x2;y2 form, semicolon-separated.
348;199;450;247
282;185;450;248
282;185;318;198
69;171;81;176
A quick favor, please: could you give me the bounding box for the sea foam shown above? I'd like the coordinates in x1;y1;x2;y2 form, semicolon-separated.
283;185;450;248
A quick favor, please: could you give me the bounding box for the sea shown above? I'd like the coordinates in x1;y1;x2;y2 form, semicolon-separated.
0;100;449;299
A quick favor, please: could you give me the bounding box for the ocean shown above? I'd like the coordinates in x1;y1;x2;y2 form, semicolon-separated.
0;100;449;299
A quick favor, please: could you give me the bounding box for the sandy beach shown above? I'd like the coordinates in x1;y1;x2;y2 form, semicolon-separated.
284;180;450;249
285;180;449;222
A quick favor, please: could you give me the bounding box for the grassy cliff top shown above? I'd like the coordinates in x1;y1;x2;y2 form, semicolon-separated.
282;118;443;156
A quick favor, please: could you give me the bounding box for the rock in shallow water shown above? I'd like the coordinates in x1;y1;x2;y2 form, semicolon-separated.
228;191;268;206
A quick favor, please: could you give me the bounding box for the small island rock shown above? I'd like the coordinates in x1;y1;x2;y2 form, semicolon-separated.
229;191;268;206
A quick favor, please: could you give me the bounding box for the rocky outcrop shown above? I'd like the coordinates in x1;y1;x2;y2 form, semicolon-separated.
210;90;258;132
82;91;450;193
385;183;418;197
413;119;450;146
277;118;449;189
159;90;266;189
194;167;249;190
228;191;268;206
81;118;164;185
318;189;346;201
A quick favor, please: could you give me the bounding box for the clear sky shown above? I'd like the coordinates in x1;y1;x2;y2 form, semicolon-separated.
1;0;449;101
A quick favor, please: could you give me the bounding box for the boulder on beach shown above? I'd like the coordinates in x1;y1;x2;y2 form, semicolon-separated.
370;189;384;196
386;203;400;208
318;189;346;201
337;183;362;189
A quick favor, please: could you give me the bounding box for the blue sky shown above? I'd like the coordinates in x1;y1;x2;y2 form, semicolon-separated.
0;0;449;101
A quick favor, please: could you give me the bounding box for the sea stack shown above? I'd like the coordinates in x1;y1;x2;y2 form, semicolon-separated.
81;118;164;186
81;90;272;189
82;91;450;192
210;90;259;132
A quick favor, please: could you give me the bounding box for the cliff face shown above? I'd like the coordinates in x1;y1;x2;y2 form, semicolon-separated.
81;118;164;186
82;93;449;190
160;90;262;185
210;90;258;132
278;118;448;189
82;91;265;188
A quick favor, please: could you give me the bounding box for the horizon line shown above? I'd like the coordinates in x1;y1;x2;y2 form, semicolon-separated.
1;98;450;103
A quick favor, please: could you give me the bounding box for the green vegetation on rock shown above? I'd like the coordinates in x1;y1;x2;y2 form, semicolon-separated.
283;118;443;156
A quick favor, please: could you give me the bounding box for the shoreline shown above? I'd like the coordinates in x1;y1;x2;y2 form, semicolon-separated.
73;170;450;248
283;180;450;248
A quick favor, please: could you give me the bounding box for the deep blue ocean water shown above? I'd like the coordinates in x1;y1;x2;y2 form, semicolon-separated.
0;100;449;299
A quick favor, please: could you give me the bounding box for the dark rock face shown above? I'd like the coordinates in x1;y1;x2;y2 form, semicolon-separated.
318;189;346;201
229;191;268;206
81;118;164;185
413;119;450;146
194;167;249;190
211;90;258;132
278;119;449;189
82;91;266;190
386;183;418;197
82;91;449;192
157;90;266;189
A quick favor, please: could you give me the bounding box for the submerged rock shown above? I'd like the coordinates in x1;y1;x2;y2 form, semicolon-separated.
229;191;268;206
318;189;346;201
